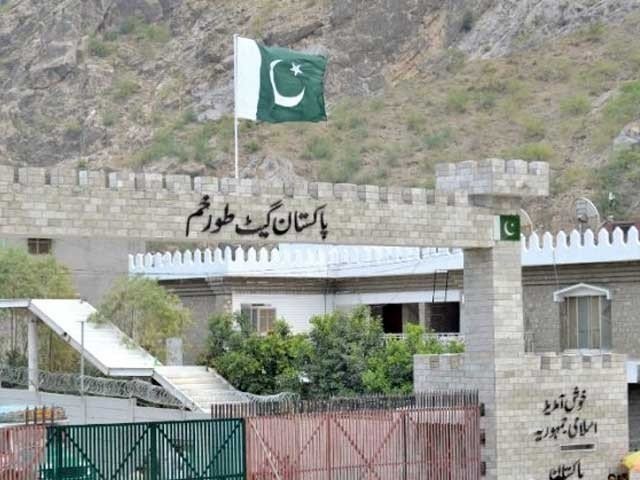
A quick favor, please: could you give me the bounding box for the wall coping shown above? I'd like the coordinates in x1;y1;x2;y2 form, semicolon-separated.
130;226;640;279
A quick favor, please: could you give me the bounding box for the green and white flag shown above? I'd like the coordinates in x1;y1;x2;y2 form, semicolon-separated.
495;215;521;241
235;36;327;123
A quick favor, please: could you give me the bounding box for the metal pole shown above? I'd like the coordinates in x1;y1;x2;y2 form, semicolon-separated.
233;33;239;179
80;319;87;424
27;315;39;392
80;320;85;394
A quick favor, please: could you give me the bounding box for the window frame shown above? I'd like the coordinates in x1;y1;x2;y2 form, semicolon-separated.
240;303;276;334
554;283;611;352
27;238;52;255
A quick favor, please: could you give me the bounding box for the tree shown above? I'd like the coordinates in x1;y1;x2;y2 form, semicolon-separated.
362;323;464;395
0;246;78;371
305;306;384;397
203;305;465;398
203;313;311;395
90;277;191;362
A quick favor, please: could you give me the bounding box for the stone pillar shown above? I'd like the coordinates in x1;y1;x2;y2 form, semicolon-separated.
463;241;524;478
418;303;427;329
166;337;184;366
27;315;39;391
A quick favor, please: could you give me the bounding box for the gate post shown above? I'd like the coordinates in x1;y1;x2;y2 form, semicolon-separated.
150;423;158;480
414;160;550;479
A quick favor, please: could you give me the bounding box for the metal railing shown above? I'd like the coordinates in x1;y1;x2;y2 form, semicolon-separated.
383;332;464;343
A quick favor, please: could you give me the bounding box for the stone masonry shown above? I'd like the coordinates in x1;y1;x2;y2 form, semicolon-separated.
1;158;558;478
412;162;629;478
415;352;628;478
0;159;547;248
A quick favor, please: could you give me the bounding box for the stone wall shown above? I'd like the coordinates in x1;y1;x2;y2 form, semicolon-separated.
415;352;629;479
0;159;548;248
523;262;640;357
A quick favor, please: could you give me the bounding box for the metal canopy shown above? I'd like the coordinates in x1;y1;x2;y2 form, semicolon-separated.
0;299;159;377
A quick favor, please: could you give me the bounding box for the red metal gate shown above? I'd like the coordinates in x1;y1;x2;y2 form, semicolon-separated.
0;424;47;480
245;406;480;480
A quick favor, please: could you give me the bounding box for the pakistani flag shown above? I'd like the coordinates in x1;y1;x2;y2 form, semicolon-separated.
495;215;521;241
235;36;327;123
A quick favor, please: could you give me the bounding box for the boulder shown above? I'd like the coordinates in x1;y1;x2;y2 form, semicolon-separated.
614;121;640;149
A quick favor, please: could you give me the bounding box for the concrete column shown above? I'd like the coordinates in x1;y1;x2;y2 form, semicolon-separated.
463;241;524;479
166;337;184;366
27;315;39;391
418;303;427;329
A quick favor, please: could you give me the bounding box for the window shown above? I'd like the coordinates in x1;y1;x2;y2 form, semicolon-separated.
240;304;276;334
27;238;52;255
555;284;612;351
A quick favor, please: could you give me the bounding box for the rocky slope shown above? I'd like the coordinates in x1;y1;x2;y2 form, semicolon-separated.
1;0;640;228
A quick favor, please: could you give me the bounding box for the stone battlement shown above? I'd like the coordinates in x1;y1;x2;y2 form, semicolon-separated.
0;165;469;206
415;353;465;370
416;352;625;373
529;352;626;371
435;158;549;197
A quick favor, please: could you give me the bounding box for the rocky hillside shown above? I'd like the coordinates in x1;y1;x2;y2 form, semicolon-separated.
2;0;640;228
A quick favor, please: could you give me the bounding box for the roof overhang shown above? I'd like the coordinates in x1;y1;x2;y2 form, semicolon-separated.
553;283;611;302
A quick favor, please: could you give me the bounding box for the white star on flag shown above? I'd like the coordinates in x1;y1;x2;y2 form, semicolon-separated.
290;62;303;76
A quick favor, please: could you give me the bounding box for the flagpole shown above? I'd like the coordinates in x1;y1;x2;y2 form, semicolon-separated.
233;33;239;179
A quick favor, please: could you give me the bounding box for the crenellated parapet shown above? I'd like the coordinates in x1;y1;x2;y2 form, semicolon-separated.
0;159;549;247
530;352;626;371
435;158;549;198
0;165;468;206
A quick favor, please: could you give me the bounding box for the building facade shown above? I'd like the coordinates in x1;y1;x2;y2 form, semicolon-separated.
132;229;640;451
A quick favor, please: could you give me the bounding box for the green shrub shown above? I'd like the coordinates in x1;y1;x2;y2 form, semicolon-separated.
510;142;555;162
102;110;117;127
443;49;466;74
318;147;361;183
88;36;113;58
63;119;82;137
117;16;171;43
423;129;452;150
519;115;546;140
475;91;497;110
138;23;171;43
136;128;187;165
560;94;591;116
603;81;640;125
181;109;198;125
446;89;471;113
110;75;141;102
245;140;260;154
575;22;607;43
191;124;215;163
369;98;385;112
304;136;333;160
118;17;143;35
406;111;426;134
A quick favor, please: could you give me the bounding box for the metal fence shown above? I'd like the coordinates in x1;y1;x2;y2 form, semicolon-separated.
41;419;245;480
218;391;481;480
2;392;480;480
0;424;47;480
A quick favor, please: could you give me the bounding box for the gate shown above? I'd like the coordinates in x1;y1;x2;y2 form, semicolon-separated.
245;406;480;480
41;419;246;480
0;424;47;480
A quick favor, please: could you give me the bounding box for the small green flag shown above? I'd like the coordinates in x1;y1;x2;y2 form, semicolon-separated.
495;215;521;241
235;36;327;123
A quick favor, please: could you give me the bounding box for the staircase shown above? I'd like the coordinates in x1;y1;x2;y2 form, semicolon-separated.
0;299;246;413
153;366;247;412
